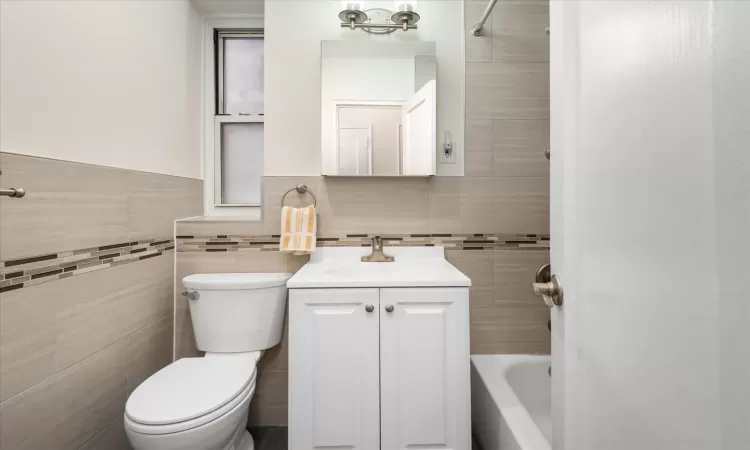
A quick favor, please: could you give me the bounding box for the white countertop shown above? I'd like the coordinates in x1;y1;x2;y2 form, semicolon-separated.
286;246;471;288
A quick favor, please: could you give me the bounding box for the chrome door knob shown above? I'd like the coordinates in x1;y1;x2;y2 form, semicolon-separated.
365;304;374;312
385;304;394;313
532;274;563;308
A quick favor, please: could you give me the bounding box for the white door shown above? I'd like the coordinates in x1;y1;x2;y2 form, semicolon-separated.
401;79;436;176
288;289;380;450
379;288;470;450
550;1;750;449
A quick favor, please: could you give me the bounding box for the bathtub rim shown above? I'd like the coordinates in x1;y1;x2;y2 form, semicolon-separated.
471;354;552;450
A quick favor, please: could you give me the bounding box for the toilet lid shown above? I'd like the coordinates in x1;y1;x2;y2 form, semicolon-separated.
126;353;258;426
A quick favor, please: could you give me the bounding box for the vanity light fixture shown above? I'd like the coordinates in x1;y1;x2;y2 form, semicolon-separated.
339;3;420;34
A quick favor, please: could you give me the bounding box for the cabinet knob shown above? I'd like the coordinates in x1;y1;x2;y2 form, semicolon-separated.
385;304;394;313
365;304;374;313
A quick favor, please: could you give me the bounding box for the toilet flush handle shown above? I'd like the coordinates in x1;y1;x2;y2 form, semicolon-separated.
181;291;200;301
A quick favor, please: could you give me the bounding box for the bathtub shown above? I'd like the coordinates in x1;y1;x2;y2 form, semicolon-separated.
471;355;552;450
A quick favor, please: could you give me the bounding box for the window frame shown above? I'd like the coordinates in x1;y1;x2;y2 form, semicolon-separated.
202;17;265;216
215;29;264;116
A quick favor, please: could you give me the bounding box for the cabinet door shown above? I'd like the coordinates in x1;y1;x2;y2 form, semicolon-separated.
380;288;470;450
289;288;380;450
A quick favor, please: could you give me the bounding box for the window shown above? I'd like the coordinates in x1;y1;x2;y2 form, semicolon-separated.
213;29;264;207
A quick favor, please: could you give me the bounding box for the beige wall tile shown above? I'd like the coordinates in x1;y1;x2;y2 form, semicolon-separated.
0;277;59;400
1;255;174;401
466;119;493;153
0;317;56;402
465;2;492;62
491;4;550;62
248;369;288;426
0;153;128;261
429;177;549;234
318;177;431;235
54;255;174;372
428;178;463;234
0;335;130;450
465;151;495;177
446;250;495;307
492;119;550;177
470;305;550;354
176;219;268;238
494;249;550;307
78;415;130;450
127;170;203;241
0;316;171;450
466;63;550;120
126;315;173;395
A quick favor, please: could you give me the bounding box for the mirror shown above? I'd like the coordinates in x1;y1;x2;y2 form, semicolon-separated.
321;40;437;176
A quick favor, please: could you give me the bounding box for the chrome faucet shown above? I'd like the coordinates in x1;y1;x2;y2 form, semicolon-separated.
361;235;395;262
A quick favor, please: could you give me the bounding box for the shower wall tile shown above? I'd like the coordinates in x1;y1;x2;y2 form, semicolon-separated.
465;1;493;62
493;249;550;307
470;305;550;355
466;119;493;153
465;62;550;120
428;177;549;235
445;250;495;307
492;119;550;177
491;3;550;62
465;151;495;177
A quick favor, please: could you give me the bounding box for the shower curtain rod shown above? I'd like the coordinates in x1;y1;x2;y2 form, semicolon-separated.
471;0;498;36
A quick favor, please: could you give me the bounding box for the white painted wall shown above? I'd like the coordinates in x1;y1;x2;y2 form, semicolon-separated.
0;0;203;179
265;0;464;176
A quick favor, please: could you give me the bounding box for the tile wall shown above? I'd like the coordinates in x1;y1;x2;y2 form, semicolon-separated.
174;0;550;428
0;152;202;450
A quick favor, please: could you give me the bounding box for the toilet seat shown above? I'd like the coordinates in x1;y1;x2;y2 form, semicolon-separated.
125;352;259;435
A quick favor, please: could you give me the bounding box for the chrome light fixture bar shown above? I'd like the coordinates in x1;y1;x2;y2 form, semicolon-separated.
339;3;420;34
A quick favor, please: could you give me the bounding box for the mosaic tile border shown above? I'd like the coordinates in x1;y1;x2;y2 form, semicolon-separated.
176;233;550;253
0;239;175;293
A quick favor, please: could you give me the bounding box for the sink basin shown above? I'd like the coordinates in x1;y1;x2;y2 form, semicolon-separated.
286;246;471;289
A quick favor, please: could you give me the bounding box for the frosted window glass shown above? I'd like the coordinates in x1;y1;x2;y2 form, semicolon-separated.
224;38;264;115
221;123;263;204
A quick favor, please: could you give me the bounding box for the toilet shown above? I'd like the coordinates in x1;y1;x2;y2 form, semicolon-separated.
124;273;291;450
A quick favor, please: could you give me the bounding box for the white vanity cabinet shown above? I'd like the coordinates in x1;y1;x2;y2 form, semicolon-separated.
287;247;471;450
289;287;469;450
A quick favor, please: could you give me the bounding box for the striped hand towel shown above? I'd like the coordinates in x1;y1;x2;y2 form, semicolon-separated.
280;205;317;255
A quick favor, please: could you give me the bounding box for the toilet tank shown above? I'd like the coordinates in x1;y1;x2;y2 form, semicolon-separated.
182;273;291;353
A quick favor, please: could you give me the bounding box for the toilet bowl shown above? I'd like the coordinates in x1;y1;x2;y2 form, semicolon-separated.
124;273;291;450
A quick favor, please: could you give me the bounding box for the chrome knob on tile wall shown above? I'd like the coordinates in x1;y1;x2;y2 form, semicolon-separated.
365;304;374;312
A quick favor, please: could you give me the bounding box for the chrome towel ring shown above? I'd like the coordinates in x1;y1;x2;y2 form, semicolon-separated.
280;184;317;207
